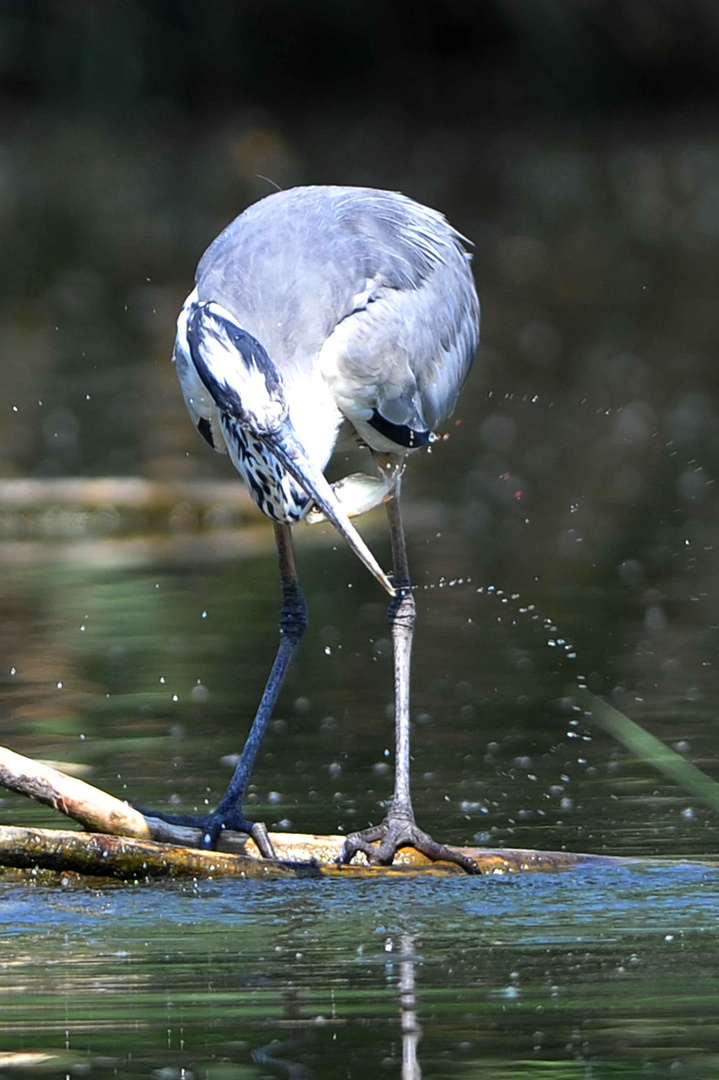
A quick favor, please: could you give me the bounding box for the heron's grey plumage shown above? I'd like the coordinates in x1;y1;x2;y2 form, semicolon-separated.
182;186;478;483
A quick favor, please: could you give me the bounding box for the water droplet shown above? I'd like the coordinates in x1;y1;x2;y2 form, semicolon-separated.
191;683;209;704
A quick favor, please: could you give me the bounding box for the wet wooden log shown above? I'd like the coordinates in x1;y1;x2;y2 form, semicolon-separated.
0;825;302;881
0;743;625;880
0;823;623;882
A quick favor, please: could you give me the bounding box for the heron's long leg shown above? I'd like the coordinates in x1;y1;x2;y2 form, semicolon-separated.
385;487;415;821
139;523;307;858
338;486;478;874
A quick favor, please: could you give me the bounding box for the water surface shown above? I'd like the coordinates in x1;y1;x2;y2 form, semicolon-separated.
2;863;719;1077
2;535;719;1077
2;105;719;1077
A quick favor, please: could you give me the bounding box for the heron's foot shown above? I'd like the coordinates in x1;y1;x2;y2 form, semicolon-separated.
135;805;277;859
337;812;479;874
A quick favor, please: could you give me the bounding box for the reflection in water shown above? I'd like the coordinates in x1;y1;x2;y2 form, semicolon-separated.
2;867;719;1075
249;934;423;1079
253;1038;311;1079
252;987;312;1079
399;934;422;1080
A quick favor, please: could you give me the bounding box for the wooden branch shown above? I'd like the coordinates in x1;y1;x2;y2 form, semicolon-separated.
0;745;255;850
0;746;153;838
0;744;631;880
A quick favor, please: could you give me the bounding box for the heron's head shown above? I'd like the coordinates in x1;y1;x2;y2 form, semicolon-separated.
185;299;394;595
186;301;288;437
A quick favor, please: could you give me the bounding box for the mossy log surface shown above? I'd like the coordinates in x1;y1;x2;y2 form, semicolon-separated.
0;824;624;882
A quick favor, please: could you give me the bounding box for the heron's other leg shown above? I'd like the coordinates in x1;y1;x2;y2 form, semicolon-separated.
205;522;308;853
139;523;307;858
338;488;478;874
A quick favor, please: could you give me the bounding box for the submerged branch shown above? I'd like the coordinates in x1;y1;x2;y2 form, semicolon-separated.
0;477;255;512
576;690;719;814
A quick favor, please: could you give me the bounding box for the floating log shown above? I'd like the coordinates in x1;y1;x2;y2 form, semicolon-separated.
0;823;623;882
0;744;641;881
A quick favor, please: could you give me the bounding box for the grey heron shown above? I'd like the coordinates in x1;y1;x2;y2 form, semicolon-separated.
154;185;479;873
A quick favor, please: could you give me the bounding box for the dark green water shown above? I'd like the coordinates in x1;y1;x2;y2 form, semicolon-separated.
2;531;719;1077
3;864;719;1077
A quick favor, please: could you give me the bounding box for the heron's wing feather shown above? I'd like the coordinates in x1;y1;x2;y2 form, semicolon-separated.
195;187;479;433
317;190;479;441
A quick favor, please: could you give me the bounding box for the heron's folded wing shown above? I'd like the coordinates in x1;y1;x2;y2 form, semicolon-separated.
319;249;479;445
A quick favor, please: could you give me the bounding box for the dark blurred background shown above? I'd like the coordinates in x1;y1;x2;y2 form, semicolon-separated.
1;1;719;851
1;2;718;478
2;1;718;469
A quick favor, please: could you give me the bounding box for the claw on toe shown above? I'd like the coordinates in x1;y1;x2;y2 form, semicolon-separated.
200;812;277;859
204;812;276;855
249;821;277;860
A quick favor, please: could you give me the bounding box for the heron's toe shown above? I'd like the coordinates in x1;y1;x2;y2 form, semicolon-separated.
200;809;277;859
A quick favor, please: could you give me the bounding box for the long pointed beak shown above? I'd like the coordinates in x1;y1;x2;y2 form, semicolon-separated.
265;427;395;596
